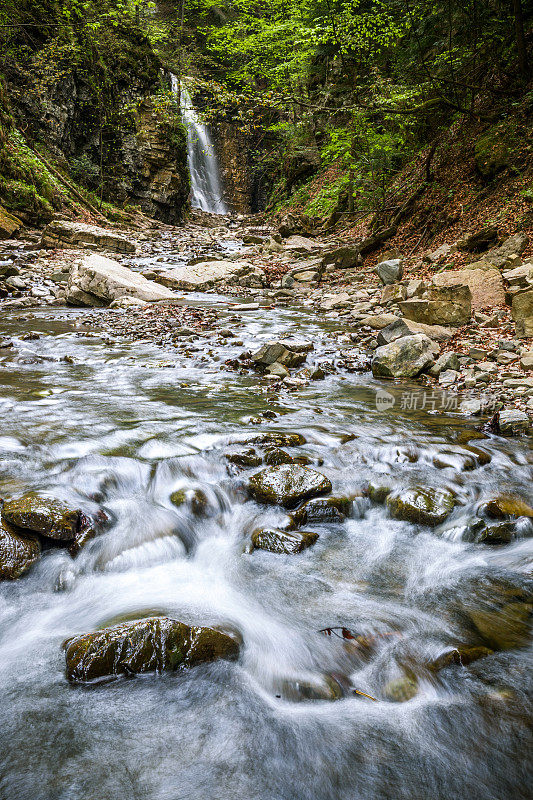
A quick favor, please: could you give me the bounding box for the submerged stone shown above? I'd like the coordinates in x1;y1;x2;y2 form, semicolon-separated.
459;577;533;651
0;522;41;580
249;464;332;507
63;617;240;684
386;487;455;527
2;493;81;541
291;496;352;526
383;676;418;702
280;673;344;702
251;527;318;554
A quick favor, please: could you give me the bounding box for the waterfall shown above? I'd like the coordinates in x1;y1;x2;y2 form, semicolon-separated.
172;76;228;215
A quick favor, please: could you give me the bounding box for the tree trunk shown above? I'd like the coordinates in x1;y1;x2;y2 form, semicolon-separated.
513;0;529;79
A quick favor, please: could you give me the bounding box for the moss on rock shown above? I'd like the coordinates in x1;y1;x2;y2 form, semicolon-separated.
63;616;240;683
2;493;81;541
249;464;332;507
386;486;455;527
0;522;41;580
251;527;318;554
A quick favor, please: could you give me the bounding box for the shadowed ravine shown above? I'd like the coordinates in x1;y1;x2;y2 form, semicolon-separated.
0;259;531;799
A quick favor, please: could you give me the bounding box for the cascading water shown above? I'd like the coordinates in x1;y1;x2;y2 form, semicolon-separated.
173;75;228;215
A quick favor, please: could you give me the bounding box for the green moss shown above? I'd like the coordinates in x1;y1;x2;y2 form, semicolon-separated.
475;122;520;180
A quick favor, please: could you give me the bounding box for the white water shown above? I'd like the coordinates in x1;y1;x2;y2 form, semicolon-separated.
173;76;228;215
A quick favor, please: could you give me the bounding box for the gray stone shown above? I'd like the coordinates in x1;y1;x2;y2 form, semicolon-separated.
376;318;453;346
157;260;265;291
359;313;399;330
321;246;361;270
485;233;529;268
41;221;136;253
424;243;457;263
498;409;529;435
375;259;403;285
371;334;435;379
429;351;460;377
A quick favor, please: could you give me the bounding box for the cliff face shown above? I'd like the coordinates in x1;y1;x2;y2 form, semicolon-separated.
1;17;189;223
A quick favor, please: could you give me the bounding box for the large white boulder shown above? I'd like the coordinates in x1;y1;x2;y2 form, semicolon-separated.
67;253;176;306
156;260;265;291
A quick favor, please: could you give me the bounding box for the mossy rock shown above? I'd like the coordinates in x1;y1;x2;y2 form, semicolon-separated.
68;525;99;557
264;447;294;466
291;496;352;526
481;494;533;520
170;488;209;516
2;493;81;541
386;486;455;527
473;521;519;545
251;527;318;554
428;645;493;672
383;676;418;702
0;522;40;579
225;447;262;468
475;124;518;180
367;484;392;504
63;617;240;684
0;204;22;238
249;464;332;507
246;432;306;447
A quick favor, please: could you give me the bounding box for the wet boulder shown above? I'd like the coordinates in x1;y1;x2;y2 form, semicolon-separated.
225;447;263;468
63;617;240;683
428;645;493;672
291;497;352;526
371;334;436;379
2;493;82;541
264;448;294;466
249;464;332;507
246;432;306;447
480;494;533;520
0;522;41;579
251;527;318;554
386;486;455;527
170;488;209;516
252;342;307;369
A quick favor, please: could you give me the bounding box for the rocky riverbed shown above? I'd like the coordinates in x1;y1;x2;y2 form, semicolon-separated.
0;211;531;800
1;212;533;431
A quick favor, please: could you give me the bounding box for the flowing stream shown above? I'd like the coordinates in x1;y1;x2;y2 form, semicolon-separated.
175;76;228;215
0;231;531;799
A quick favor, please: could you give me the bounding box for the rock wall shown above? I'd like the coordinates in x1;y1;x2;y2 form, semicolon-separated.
213;122;251;214
5;26;189;223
